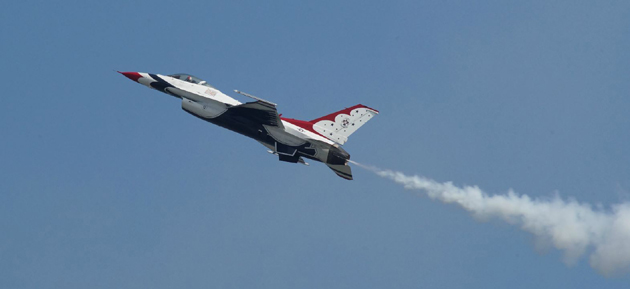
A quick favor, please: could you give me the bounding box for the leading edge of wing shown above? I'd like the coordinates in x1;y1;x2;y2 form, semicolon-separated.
234;90;277;107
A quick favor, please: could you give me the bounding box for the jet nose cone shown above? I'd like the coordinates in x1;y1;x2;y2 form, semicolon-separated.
118;71;143;83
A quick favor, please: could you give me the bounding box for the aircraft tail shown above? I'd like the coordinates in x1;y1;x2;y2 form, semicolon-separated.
327;163;353;180
310;104;379;145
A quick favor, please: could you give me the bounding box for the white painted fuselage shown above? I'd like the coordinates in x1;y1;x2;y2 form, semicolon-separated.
120;71;378;180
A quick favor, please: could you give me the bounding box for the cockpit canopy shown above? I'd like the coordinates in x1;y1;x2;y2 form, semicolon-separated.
168;73;215;88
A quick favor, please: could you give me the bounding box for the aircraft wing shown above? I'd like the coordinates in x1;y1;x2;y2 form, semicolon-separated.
228;100;284;129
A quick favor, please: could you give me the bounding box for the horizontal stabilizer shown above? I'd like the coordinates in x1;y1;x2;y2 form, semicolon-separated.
326;163;353;180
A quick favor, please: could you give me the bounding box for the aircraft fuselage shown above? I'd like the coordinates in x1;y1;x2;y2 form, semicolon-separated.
120;72;353;176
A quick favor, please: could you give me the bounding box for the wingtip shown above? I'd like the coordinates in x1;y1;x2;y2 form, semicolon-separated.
357;104;379;114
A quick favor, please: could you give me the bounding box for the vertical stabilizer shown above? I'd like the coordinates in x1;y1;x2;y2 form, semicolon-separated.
310;104;379;145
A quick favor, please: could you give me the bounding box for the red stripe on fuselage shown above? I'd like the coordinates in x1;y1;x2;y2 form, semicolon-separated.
281;117;329;139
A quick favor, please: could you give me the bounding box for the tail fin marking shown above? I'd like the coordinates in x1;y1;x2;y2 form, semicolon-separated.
310;104;378;145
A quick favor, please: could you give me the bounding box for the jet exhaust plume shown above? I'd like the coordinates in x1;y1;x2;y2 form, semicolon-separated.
350;160;630;276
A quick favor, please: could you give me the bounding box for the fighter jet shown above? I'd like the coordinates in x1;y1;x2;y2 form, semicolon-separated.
119;71;378;180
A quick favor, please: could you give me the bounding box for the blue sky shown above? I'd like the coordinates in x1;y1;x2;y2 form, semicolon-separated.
1;0;629;288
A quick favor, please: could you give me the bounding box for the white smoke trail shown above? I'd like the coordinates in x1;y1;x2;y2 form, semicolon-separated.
350;161;630;277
